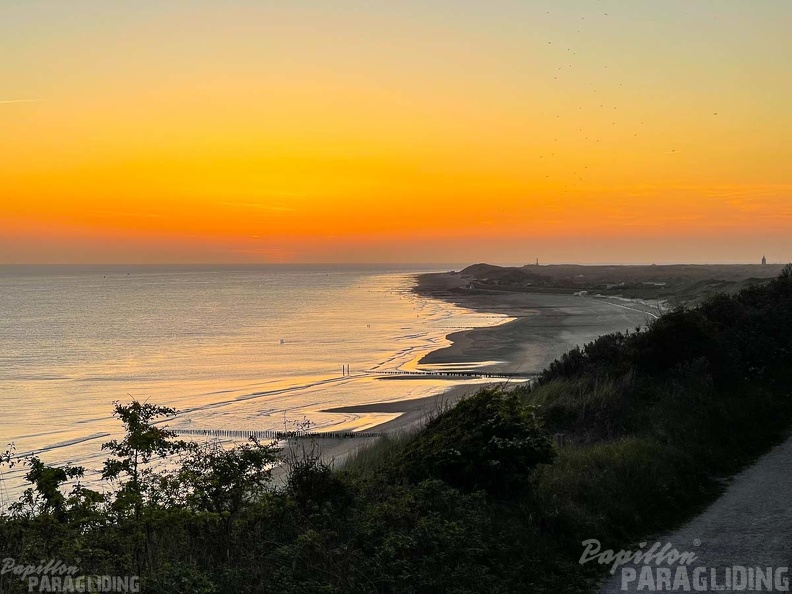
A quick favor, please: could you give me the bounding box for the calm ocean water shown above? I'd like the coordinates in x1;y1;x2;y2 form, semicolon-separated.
0;264;507;499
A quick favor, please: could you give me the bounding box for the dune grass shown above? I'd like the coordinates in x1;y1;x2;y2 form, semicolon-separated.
342;430;418;476
2;267;792;593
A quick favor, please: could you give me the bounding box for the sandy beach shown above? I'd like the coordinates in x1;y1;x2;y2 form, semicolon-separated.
414;271;656;374
277;382;489;474
288;271;655;471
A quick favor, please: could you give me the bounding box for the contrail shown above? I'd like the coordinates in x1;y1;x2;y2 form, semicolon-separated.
0;99;38;105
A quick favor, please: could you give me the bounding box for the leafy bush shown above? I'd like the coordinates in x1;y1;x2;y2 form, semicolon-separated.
3;266;792;593
390;389;555;496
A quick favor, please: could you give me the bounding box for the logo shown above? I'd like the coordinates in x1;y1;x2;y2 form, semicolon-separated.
580;540;790;592
1;558;140;593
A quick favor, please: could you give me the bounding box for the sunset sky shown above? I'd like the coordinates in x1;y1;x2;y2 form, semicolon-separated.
2;1;791;264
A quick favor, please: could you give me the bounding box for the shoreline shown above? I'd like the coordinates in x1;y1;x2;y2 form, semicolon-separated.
277;382;492;474
296;270;655;469
412;270;655;374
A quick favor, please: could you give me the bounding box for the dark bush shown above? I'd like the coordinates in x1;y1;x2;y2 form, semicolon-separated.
391;389;555;496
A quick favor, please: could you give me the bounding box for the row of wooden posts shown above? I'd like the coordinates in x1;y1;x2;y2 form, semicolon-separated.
175;428;383;440
368;369;538;379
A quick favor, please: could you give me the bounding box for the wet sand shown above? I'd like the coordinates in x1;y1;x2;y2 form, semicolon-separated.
415;272;656;374
322;382;493;434
276;383;491;476
278;273;654;474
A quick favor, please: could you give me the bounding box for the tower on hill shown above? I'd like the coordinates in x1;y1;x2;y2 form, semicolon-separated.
762;255;767;265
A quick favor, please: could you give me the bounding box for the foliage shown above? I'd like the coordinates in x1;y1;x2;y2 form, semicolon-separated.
10;457;87;520
101;400;190;517
2;266;792;592
389;389;555;496
168;437;279;516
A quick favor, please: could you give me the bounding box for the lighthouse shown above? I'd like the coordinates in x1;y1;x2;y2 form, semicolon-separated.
762;255;767;266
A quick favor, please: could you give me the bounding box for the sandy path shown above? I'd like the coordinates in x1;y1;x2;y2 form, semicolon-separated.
600;434;792;593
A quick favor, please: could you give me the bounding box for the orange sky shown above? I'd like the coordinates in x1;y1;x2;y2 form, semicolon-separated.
2;1;791;264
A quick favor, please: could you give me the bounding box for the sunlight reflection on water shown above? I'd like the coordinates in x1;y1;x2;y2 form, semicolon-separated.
0;265;509;497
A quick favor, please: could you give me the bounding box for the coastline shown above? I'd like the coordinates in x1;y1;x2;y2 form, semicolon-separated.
412;270;655;374
300;269;655;469
283;382;492;471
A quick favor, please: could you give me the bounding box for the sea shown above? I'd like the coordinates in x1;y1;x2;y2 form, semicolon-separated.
0;264;509;501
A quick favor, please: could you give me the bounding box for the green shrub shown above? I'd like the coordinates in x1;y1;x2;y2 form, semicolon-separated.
391;389;555;496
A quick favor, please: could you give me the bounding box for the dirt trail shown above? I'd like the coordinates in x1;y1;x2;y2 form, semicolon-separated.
600;434;792;593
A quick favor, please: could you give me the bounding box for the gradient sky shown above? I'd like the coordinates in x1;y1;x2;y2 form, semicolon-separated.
2;0;791;264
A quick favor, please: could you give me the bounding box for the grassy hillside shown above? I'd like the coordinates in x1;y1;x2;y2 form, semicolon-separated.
2;266;792;593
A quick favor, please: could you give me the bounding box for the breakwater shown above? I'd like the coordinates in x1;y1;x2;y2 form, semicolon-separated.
174;428;383;440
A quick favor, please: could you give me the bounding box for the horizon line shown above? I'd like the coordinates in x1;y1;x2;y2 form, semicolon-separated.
0;261;787;268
